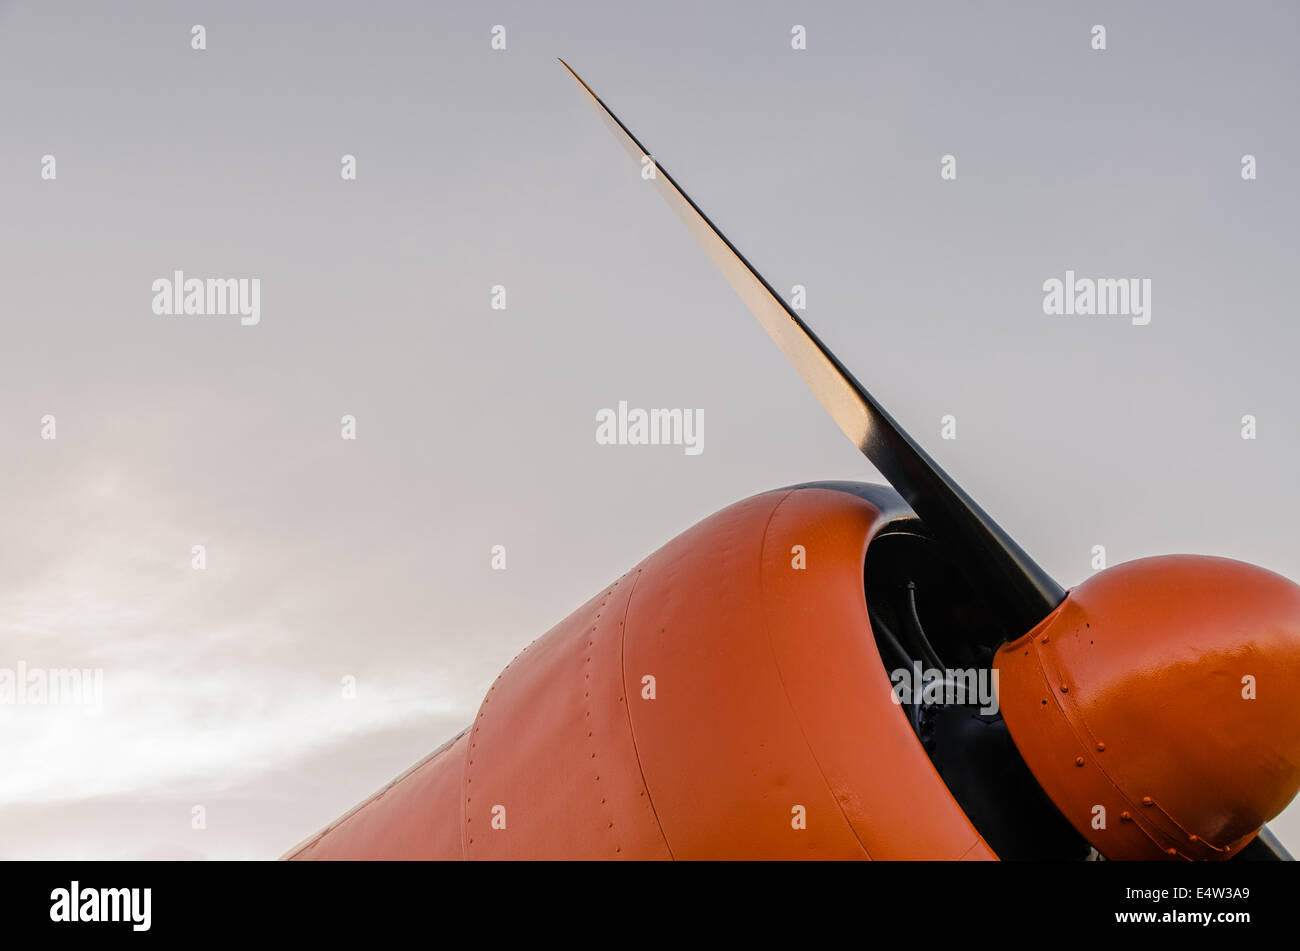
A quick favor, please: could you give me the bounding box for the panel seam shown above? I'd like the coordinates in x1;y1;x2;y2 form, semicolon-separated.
757;489;875;859
616;567;677;860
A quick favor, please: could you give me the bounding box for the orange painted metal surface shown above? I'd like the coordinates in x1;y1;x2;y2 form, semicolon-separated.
286;485;995;860
995;555;1300;860
286;731;469;859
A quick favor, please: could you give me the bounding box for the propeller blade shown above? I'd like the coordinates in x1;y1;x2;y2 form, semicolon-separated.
561;59;1064;636
1236;824;1294;861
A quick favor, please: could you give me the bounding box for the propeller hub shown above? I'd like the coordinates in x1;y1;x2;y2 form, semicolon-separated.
994;555;1300;860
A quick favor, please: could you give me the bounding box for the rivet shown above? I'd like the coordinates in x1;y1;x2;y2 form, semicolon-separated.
1096;742;1105;752
1142;797;1154;806
1075;757;1085;767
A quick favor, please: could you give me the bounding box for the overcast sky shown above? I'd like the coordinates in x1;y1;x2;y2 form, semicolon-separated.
1;0;1298;858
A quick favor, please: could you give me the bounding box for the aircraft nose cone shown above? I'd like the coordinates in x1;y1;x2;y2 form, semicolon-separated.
994;555;1300;860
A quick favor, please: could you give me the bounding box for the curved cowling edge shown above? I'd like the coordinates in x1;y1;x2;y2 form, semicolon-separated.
284;483;995;860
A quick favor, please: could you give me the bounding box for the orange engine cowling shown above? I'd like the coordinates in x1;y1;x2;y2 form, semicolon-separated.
284;484;995;860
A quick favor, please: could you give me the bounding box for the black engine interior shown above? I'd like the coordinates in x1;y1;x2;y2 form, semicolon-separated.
863;526;1093;861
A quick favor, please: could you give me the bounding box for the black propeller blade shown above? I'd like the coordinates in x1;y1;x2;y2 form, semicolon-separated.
561;59;1065;637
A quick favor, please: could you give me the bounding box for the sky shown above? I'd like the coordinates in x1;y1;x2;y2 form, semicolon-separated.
1;0;1298;858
